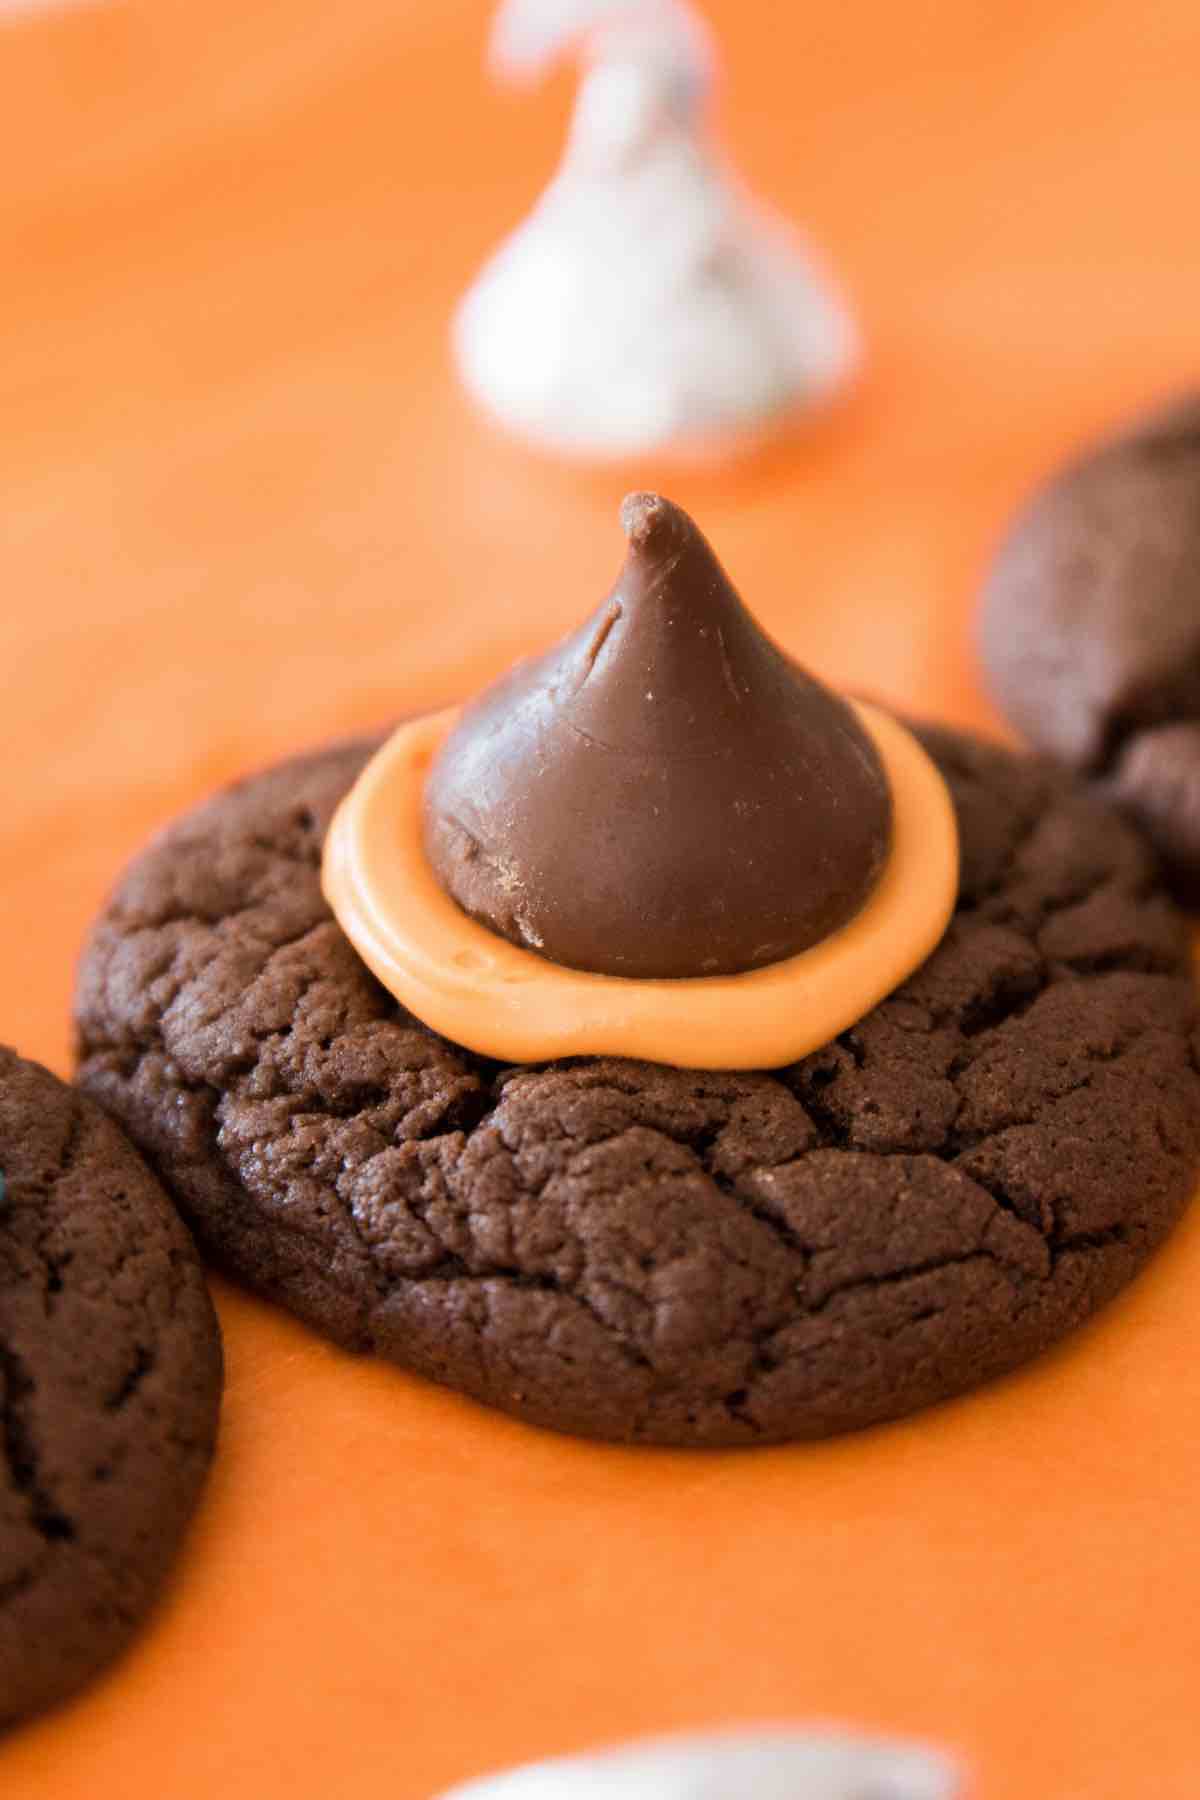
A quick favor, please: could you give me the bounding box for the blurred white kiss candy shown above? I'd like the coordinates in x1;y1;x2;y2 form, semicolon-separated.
455;0;858;460
435;1726;963;1800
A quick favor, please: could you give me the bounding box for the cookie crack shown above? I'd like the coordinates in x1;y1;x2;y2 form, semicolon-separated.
696;1158;811;1262
29;1098;86;1313
803;1247;1026;1318
383;1264;655;1372
0;1555;50;1607
246;831;322;869
956;776;1049;914
0;1335;76;1546
1051;1224;1132;1265
948;1036;1132;1155
104;1344;156;1413
784;1072;852;1151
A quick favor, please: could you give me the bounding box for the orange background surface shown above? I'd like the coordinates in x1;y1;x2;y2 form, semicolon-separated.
2;1;1200;1794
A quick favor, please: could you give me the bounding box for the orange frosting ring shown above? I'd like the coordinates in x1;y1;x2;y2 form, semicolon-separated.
321;701;958;1071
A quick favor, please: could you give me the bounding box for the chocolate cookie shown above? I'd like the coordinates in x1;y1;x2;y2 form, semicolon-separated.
75;727;1200;1446
979;391;1200;898
0;1048;222;1728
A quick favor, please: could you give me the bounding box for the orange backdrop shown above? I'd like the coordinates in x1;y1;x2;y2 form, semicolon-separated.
2;1;1200;1794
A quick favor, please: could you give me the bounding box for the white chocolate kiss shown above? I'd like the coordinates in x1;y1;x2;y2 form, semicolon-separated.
321;702;958;1071
433;1725;961;1800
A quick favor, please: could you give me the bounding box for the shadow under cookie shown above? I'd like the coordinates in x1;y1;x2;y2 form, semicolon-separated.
72;724;1200;1447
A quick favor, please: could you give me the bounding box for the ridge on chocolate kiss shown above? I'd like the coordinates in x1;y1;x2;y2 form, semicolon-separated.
322;495;958;1070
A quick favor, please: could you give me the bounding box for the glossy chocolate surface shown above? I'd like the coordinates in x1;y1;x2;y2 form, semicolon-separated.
423;494;892;978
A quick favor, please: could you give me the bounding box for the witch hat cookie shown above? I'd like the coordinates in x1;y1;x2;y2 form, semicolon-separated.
323;494;956;1067
79;492;1200;1444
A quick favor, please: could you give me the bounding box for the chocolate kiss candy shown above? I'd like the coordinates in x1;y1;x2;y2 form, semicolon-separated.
423;494;893;978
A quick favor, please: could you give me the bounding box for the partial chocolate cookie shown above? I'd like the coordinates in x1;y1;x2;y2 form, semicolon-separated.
75;728;1200;1446
979;391;1200;897
0;1048;221;1728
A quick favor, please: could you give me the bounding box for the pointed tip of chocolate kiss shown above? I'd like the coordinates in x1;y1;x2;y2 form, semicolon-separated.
423;496;894;979
614;493;740;636
620;490;683;552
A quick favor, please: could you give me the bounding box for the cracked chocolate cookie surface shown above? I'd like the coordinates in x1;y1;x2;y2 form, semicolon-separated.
0;1048;222;1728
75;727;1200;1446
